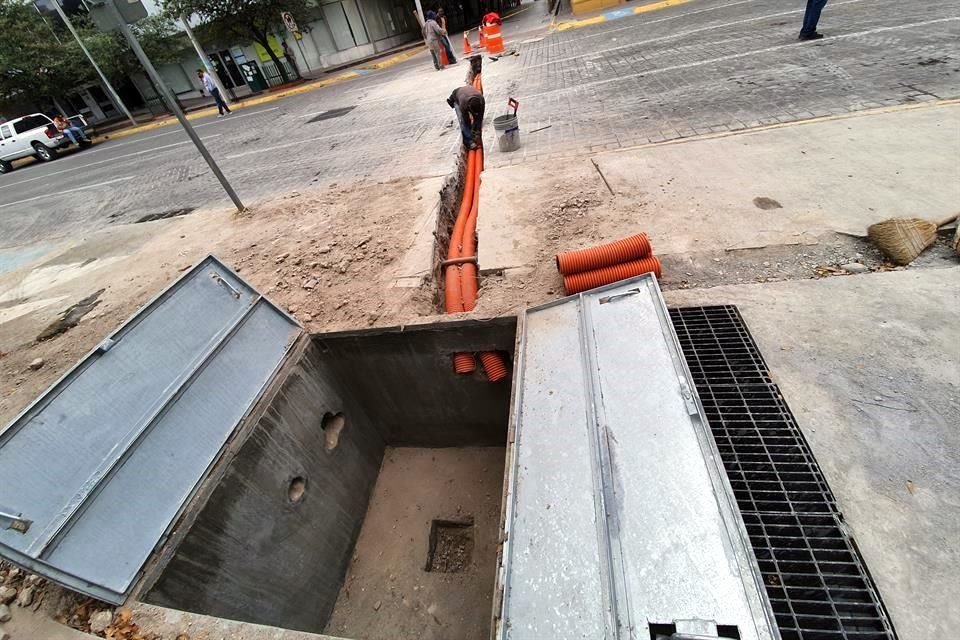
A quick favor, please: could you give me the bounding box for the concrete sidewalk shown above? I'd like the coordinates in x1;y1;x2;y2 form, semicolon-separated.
478;100;960;274
665;267;960;640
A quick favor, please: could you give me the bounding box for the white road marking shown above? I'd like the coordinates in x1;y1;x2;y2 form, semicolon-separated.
521;17;960;100
86;107;280;155
0;176;134;210
529;0;875;70
0;135;222;191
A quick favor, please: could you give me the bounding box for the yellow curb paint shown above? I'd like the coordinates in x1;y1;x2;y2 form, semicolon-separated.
95;48;424;142
633;0;691;15
556;0;692;31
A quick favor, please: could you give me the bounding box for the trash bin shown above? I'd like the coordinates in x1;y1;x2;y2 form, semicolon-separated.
493;113;520;152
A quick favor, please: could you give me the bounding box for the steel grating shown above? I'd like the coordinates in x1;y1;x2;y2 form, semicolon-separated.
670;305;897;640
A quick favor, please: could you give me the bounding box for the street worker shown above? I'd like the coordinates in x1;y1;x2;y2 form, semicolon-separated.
197;68;232;117
53;115;89;145
423;11;447;71
799;0;829;40
436;8;458;65
447;85;485;150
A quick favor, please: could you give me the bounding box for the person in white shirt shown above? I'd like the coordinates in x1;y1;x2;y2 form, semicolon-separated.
197;69;232;117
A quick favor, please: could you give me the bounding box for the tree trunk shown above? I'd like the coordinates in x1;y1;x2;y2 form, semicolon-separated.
253;31;290;85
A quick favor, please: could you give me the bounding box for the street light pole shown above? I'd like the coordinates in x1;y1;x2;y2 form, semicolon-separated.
179;14;232;104
50;0;137;127
104;0;244;211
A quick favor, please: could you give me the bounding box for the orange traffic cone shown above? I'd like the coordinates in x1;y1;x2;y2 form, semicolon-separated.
478;25;487;49
440;46;449;66
463;30;473;55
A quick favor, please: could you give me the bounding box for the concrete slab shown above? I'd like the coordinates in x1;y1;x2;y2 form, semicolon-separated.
388;176;445;288
664;266;960;640
477;104;960;273
129;603;341;640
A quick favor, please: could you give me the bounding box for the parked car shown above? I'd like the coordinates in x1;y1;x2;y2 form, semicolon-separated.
0;113;92;174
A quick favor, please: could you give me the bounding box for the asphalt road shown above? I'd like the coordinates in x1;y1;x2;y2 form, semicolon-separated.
1;0;958;250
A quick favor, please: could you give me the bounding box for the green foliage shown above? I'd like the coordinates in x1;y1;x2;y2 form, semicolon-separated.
0;0;187;109
166;0;313;82
0;0;85;106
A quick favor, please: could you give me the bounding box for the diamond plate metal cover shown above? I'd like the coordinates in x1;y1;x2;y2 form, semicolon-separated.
497;275;779;640
0;256;301;603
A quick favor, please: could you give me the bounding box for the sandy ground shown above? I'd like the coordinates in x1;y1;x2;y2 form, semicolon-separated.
0;178;444;427
325;447;505;640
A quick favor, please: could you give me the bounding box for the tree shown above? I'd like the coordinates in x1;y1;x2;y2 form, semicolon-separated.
165;0;311;85
0;0;87;109
0;0;187;114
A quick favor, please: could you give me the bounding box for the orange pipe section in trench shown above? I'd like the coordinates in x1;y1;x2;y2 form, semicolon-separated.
440;72;508;381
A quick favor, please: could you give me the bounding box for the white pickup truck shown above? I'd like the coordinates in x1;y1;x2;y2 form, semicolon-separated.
0;113;92;174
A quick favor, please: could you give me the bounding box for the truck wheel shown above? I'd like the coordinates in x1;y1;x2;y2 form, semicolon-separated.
0;160;11;174
32;142;56;162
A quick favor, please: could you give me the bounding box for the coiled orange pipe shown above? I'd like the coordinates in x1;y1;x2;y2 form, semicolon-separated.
563;256;662;294
556;233;652;275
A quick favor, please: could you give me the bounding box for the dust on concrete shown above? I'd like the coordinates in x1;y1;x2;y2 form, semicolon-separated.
326;447;504;640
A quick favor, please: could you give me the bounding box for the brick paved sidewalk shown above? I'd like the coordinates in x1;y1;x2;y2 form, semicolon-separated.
478;0;960;167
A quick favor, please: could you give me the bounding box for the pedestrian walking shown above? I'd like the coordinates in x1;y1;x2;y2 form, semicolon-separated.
799;0;829;40
282;40;301;78
437;8;458;65
447;85;485;149
423;11;447;70
53;115;90;145
197;69;232;117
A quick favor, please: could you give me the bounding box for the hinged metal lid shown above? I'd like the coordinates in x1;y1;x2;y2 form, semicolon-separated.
0;256;301;603
498;275;779;640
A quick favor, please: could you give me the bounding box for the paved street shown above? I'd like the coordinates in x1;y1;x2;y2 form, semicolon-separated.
1;0;957;251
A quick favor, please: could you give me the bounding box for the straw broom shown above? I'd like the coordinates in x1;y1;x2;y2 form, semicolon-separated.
867;212;959;265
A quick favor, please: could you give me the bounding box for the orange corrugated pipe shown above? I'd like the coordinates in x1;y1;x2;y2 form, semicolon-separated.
461;147;482;309
563;256;662;294
556;233;652;275
444;150;478;313
479;351;509;382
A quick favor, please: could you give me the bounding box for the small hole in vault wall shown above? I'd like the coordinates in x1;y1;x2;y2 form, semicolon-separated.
321;412;347;452
288;476;307;503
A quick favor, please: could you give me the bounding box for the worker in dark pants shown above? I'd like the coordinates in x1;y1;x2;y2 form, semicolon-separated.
799;0;829;40
447;85;485;150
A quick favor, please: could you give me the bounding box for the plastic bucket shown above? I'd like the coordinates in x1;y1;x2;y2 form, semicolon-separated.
493;114;520;152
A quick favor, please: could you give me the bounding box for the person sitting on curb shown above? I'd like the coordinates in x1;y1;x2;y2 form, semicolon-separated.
53;115;90;145
447;85;485;150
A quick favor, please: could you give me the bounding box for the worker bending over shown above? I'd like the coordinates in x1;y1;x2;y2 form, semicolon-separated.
447;85;485;150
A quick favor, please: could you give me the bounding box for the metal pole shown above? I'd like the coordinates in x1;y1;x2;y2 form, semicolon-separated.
106;0;244;211
413;0;425;25
179;14;232;104
294;37;311;74
51;0;137;127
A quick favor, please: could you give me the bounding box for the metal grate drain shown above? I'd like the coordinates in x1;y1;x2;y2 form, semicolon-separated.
670;305;897;640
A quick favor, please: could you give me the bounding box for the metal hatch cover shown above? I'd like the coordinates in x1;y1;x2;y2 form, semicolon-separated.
0;256;301;604
497;275;779;640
